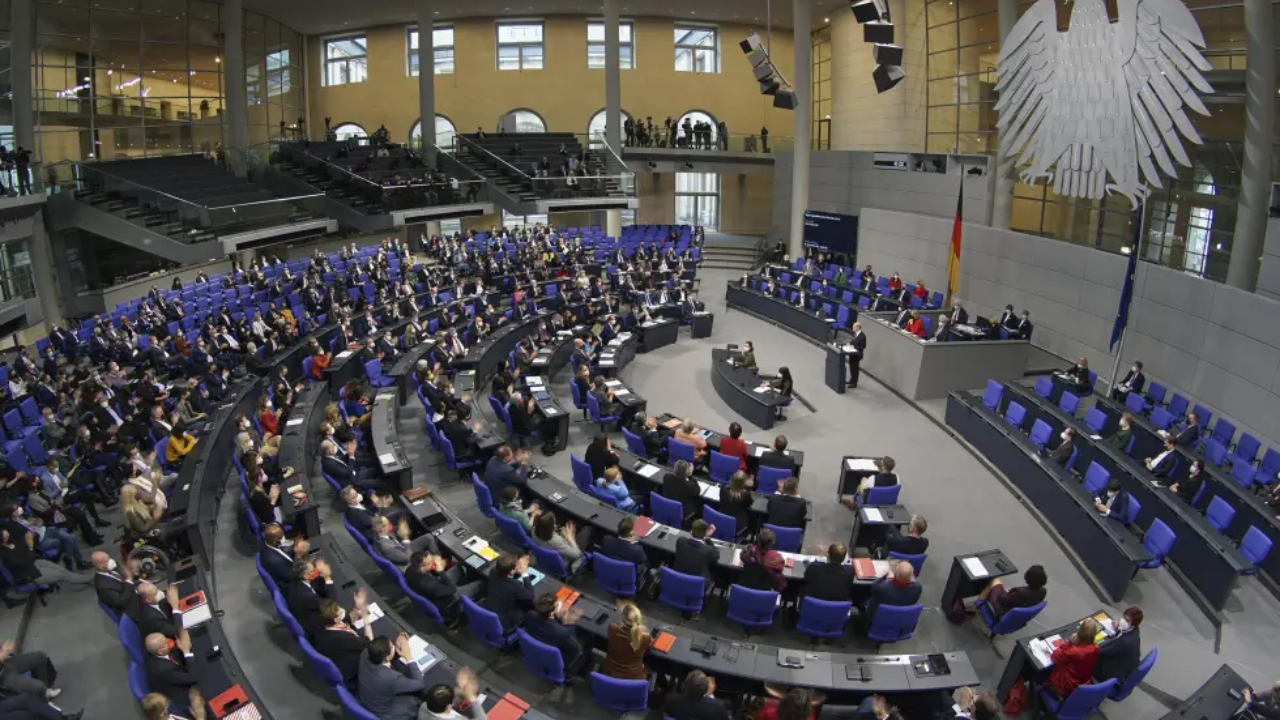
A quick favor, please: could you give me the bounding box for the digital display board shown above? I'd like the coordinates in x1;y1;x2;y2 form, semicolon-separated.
802;211;859;256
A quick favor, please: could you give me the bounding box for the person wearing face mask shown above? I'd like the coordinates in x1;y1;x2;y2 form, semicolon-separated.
313;596;374;684
1110;360;1146;402
92;550;141;619
1093;606;1144;684
1094;478;1130;520
1111;413;1135;453
257;524;305;587
287;558;335;639
1049;427;1076;467
1168;460;1205;505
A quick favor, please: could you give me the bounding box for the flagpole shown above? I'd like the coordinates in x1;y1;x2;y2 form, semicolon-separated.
1107;201;1146;393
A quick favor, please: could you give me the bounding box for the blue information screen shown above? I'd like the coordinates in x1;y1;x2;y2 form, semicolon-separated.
802;211;859;256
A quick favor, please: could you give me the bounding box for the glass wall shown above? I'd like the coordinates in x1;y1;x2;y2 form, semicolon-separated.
245;10;305;146
33;0;227;164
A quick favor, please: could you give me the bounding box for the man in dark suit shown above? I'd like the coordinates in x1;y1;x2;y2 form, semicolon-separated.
949;301;969;326
136;582;182;640
259;524;300;587
143;632;198;706
405;551;482;610
864;561;922;621
1095;479;1131;521
758;435;797;474
91;550;140;619
672;520;719;581
664;670;730;720
313;597;372;683
893;305;912;329
340;486;380;536
323;444;384;492
1094;607;1144;683
1175;412;1201;447
287;558;334;638
1145;436;1179;478
357;637;429;720
598;517;650;581
1012;310;1033;340
631;415;665;457
802;543;855;602
661;460;701;519
766;477;807;529
486;554;535;632
1049;428;1077;467
1110;361;1146;402
482;446;529;500
847;322;866;388
998;305;1017;328
885;515;930;557
523;593;585;673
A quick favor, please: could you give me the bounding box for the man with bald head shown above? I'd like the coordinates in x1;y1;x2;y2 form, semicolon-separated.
864;559;922;624
136;582;183;640
143;631;197;706
259;523;306;587
92;551;140;619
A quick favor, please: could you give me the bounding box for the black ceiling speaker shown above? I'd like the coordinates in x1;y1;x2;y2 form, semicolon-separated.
863;21;895;44
851;0;881;23
873;43;904;66
773;89;798;109
873;64;906;93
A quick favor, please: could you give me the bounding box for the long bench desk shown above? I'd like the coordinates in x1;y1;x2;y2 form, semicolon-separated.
373;389;414;493
1092;396;1280;589
273;382;325;539
401;488;980;706
946;390;1152;602
725;283;835;345
711;347;791;430
655;413;807;473
387;338;436;404
998;383;1251;613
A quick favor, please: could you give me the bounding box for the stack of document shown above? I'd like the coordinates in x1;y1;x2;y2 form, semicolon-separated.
863;507;885;522
636;464;662;479
352;603;386;630
1029;636;1060;668
697;480;722;500
845;458;878;471
605;380;623;388
961;556;990;577
406;635;438;671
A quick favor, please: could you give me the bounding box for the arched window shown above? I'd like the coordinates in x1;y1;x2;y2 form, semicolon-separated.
410;115;458;150
332;122;367;142
587;109;632;149
507;109;546;133
675;110;718;148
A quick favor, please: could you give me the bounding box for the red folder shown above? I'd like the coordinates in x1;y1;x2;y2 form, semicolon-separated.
178;591;207;612
633;515;656;537
652;632;676;653
553;586;580;611
210;685;248;718
490;694;530;720
853;558;877;580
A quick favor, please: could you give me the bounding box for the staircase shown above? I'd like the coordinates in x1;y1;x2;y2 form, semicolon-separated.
454;132;634;214
700;235;764;272
72;185;219;243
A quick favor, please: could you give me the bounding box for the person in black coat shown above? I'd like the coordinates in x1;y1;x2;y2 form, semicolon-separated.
312;597;372;683
758;435;797;474
404;551;482;609
766;477;807;529
864;561;922;621
136;582;182;640
483;446;530;500
884;515;929;557
803;543;855;602
664;670;730;720
671;520;719;579
143;632;198;706
1095;479;1131;522
1093;606;1144;683
287;558;335;639
522;594;585;672
91;550;141;619
1110;361;1146;402
584;433;620;481
259;524;300;587
597;517;650;580
661;460;701;521
486;554;535;632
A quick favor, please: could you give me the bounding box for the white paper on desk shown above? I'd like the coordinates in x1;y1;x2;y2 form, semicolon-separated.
962;557;989;577
599;361;615;367
637;464;662;479
1029;638;1056;668
1090;434;1102;441
753;445;767;457
871;560;891;577
462;536;490;553
182;603;213;629
641;322;658;328
614;389;631;397
618;333;633;340
336;351;353;359
864;507;884;523
526;377;544;387
378;453;397;465
353;603;385;630
845;458;878;472
605;380;623;388
544;407;559;416
286;418;305;427
407;635;433;666
698;481;721;500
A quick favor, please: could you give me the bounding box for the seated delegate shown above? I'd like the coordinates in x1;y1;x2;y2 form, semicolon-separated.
1093;606;1144;684
975;565;1048;619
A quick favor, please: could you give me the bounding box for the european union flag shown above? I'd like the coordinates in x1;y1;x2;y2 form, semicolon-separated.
1110;206;1143;351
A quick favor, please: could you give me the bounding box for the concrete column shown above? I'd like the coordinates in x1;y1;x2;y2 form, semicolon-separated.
606;209;622;239
1227;0;1274;291
223;0;251;177
416;0;437;162
28;213;60;331
788;0;812;260
603;0;622;154
425;220;442;239
989;0;1018;229
11;0;34;153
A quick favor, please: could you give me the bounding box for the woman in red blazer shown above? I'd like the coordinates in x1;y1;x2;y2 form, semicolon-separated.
905;311;926;339
717;421;751;470
1047;618;1101;698
257;395;281;438
913;280;928;300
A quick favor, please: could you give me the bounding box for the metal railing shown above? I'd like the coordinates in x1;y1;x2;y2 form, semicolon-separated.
456;133;636;201
613;131;792;155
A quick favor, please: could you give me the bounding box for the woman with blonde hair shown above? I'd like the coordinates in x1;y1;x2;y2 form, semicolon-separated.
604;602;651;679
121;484;164;538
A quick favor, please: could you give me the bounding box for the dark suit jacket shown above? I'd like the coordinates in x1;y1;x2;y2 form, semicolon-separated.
885;529;929;557
1050;439;1075;467
661;472;701;518
483;457;528;500
758;450;797;474
1118;370;1146;394
287;578;333;638
850;332;866;358
1175;424;1201;447
1093;628;1141;683
138;600;181;639
322;455;358;485
1151;452;1178;478
584;443;620;481
259;543;295;587
599;536;648;576
405;567;459;605
866;577;922;619
665;694;731;720
950;307;969;325
523;612;583;668
343;504;379;536
144;652;199;705
486;574;535;632
766;494;806;529
672;536;719;578
803;561;855;602
94;572;141;619
313;627;368;681
1100;491;1131;521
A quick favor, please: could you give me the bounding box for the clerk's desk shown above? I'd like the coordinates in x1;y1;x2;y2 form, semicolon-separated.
655;413;807;474
613;448;813;532
372;389;413;493
858;313;1030;402
398;491;980;703
725;283;836;345
1093;395;1280;591
273;383;325;540
945;390;1153;602
711;347;791;430
637;317;680;352
386;338;435;404
995;610;1119;701
997;382;1251;612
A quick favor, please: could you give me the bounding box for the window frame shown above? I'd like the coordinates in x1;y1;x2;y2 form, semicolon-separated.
586;19;635;69
674;24;720;74
496;20;546;71
322;33;368;87
407;24;455;76
409;114;459;150
331;122;368;142
674;171;720;230
506;108;547;134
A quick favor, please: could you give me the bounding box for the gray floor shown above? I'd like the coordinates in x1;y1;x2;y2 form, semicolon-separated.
33;267;1280;720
